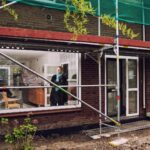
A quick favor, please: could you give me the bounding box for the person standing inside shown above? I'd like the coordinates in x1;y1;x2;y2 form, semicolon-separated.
50;66;68;106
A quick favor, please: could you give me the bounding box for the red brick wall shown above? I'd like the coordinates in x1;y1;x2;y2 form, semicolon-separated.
81;54;99;116
0;3;144;40
145;26;150;41
0;3;98;35
101;22;143;40
0;3;147;130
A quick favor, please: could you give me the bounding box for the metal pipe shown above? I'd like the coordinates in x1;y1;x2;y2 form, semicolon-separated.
86;53;98;64
7;36;112;47
142;0;145;42
116;0;121;122
104;55;107;117
143;57;146;108
119;46;150;51
102;122;118;129
98;0;101;36
0;52;121;126
0;0;18;9
143;25;145;42
0;84;116;89
99;53;102;135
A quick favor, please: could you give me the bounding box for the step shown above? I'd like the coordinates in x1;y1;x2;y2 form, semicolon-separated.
84;120;150;139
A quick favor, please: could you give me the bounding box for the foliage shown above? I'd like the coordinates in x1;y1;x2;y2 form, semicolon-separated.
2;0;18;20
0;118;9;134
101;14;139;39
64;0;95;40
0;117;37;150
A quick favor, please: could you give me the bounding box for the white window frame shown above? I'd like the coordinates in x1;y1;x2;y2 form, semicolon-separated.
105;55;139;117
126;58;139;116
0;52;81;114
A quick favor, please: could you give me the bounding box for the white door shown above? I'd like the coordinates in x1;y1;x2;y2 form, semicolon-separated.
105;56;139;117
126;59;139;116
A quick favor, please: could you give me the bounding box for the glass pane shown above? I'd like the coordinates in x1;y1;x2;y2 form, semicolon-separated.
0;68;9;86
129;91;137;114
107;60;116;85
107;59;117;116
0;50;80;111
128;60;137;88
107;91;117;116
47;96;50;105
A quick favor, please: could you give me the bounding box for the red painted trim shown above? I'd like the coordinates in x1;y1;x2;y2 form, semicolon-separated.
0;26;150;48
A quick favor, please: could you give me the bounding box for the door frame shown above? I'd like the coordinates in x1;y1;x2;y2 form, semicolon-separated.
105;55;139;117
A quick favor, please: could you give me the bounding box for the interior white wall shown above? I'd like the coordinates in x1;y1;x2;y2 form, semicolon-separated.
30;52;60;75
59;53;78;79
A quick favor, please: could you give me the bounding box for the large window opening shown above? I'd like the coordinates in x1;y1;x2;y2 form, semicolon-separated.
0;49;81;112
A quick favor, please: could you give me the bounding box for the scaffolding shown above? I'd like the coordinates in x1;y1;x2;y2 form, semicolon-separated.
1;0;150;137
0;51;121;128
0;0;124;137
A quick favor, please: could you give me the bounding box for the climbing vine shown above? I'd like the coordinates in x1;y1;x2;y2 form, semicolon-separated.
101;14;139;39
2;0;18;20
64;0;95;40
64;1;139;40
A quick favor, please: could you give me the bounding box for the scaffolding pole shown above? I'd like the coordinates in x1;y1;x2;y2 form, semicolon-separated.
0;84;116;89
97;0;102;135
115;0;120;122
0;0;19;9
142;0;145;41
98;0;101;36
99;53;102;135
0;51;121;127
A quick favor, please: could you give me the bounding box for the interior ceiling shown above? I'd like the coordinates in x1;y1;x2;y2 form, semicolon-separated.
0;49;49;60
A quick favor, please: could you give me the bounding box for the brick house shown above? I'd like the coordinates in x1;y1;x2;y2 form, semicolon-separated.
0;1;149;130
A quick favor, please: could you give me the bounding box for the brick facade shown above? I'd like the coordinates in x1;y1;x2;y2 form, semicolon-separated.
0;3;148;129
0;3;98;35
145;26;150;41
0;3;144;40
101;22;143;40
1;52;101;130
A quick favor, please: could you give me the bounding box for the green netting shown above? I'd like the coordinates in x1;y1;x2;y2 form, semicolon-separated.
7;0;150;25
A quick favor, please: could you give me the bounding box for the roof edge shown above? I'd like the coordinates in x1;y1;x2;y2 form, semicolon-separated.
0;26;150;49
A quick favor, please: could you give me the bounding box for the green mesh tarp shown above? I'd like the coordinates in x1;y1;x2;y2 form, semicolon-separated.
7;0;150;25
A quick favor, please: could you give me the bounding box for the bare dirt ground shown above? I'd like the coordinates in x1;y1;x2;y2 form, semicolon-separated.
1;128;150;150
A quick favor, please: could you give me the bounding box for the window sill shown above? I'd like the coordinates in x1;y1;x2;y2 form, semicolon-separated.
0;105;82;117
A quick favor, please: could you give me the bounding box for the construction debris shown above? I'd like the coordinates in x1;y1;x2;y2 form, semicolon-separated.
109;138;128;146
